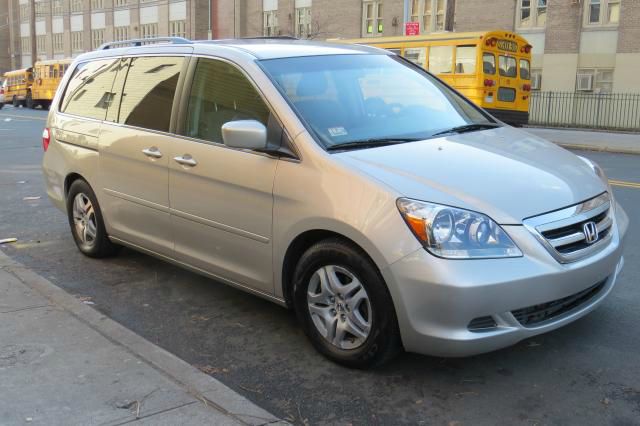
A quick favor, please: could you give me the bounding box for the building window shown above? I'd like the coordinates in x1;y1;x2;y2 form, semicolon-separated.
71;0;83;13
115;0;129;6
170;20;186;37
531;68;542;90
517;0;546;28
114;26;130;41
21;37;31;54
52;0;63;15
20;4;30;21
36;35;47;55
409;0;447;33
53;33;64;53
263;10;278;36
91;29;105;49
91;0;104;10
140;23;158;39
295;7;312;38
362;1;383;37
71;31;83;52
35;1;49;19
586;0;620;25
576;68;614;93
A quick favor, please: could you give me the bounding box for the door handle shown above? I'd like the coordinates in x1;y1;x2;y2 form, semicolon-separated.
173;154;198;167
142;147;163;158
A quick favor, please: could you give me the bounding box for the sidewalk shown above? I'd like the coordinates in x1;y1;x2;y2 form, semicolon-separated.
523;127;640;155
0;252;286;426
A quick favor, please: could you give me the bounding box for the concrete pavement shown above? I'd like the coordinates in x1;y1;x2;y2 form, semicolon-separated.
0;251;286;426
524;127;640;155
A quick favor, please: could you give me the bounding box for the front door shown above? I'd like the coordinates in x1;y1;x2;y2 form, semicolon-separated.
169;57;277;294
99;56;187;255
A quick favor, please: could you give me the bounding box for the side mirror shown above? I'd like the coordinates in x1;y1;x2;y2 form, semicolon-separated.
221;120;267;150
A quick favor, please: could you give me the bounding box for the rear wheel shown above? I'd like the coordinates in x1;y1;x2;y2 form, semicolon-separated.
293;238;401;368
66;180;120;258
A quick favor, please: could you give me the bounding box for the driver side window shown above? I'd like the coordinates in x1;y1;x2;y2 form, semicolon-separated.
185;58;270;144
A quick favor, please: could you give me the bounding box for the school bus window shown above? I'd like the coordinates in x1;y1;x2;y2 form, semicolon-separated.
404;47;427;68
455;45;476;74
386;48;401;55
520;59;531;80
428;45;453;74
483;53;496;74
499;55;517;77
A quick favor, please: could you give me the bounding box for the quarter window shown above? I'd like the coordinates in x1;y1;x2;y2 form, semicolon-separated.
117;56;184;132
454;45;476;74
185;59;270;144
498;56;517;77
60;59;120;120
428;45;453;74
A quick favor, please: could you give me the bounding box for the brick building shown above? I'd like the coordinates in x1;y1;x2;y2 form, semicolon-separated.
1;1;638;93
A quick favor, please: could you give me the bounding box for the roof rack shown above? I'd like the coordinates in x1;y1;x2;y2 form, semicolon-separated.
99;37;192;50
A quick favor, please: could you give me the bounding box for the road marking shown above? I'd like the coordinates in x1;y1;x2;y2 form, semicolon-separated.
609;179;640;189
0;113;47;122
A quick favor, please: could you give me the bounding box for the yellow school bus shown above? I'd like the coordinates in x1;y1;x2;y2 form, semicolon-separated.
30;59;73;109
334;30;533;126
1;68;34;108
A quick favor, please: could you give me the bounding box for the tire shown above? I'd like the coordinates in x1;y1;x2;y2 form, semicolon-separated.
26;92;34;109
12;96;18;107
293;238;401;368
0;102;4;110
66;179;120;258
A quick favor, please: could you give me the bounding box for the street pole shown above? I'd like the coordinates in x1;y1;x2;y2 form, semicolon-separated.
208;0;212;39
29;0;36;66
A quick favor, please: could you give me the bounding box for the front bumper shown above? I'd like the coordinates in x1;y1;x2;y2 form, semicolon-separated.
382;202;628;357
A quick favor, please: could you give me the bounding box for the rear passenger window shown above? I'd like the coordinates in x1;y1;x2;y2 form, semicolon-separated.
118;56;184;132
184;58;270;144
60;58;120;120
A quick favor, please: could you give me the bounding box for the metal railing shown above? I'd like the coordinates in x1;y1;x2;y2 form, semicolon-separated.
529;91;640;131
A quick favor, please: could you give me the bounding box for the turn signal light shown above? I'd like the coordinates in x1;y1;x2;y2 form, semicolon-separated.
42;128;50;151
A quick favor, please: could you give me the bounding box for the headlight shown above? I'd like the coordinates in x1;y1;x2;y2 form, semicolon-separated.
396;199;522;259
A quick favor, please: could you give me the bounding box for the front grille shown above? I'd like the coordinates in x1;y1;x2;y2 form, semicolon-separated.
511;280;606;327
468;316;497;332
523;192;613;263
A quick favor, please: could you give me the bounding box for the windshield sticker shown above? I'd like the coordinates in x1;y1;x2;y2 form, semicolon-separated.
328;127;348;137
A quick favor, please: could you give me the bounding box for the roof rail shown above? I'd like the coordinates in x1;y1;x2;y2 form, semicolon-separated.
99;37;192;50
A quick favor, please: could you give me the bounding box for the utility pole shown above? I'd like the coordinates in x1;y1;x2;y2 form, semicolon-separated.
29;0;36;66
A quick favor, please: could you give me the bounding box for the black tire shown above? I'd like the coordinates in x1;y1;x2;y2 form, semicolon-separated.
12;96;19;107
293;238;401;369
66;179;120;258
26;92;34;109
0;102;4;110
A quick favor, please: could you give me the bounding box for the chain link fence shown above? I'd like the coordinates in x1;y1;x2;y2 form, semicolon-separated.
529;92;640;131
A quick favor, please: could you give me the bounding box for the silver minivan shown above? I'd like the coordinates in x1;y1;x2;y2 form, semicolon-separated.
42;38;628;368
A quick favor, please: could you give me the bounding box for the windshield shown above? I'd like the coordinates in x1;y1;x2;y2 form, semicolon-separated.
259;54;493;150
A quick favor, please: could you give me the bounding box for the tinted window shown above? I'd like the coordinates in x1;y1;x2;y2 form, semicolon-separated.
118;56;184;132
185;58;270;144
60;58;120;120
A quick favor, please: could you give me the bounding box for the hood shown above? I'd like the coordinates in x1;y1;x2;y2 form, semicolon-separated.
337;126;606;224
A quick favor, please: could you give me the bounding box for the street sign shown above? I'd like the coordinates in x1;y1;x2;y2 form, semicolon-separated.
405;21;420;36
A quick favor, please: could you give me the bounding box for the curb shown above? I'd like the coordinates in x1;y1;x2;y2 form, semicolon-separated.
553;142;640;156
0;251;287;426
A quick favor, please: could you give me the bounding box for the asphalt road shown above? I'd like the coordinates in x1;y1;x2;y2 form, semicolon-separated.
1;106;639;425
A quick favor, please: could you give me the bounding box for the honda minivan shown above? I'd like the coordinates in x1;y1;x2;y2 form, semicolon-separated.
42;38;628;368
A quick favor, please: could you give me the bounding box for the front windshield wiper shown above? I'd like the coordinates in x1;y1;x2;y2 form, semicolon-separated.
431;123;501;137
326;138;422;152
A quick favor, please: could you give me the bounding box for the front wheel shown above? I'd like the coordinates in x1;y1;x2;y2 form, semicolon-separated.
293;238;401;368
26;92;34;109
66;180;120;258
12;96;19;107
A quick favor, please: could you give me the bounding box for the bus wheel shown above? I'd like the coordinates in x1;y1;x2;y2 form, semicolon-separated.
0;103;3;110
12;96;19;107
26;92;34;109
